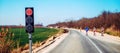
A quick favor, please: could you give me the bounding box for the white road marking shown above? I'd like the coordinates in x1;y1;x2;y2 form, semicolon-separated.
83;35;103;53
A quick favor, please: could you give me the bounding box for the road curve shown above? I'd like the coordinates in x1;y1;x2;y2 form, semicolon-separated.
50;30;99;53
50;30;83;53
49;30;120;53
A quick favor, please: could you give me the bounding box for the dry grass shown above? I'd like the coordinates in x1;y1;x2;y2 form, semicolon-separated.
0;37;14;53
11;47;22;53
105;27;120;37
33;41;41;50
22;44;29;50
95;26;120;37
12;44;30;53
0;28;15;53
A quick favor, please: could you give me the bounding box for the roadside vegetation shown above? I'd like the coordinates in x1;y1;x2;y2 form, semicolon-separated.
0;28;15;53
48;11;120;37
0;27;62;53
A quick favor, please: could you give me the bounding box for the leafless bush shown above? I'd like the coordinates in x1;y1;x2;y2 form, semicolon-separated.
0;27;15;53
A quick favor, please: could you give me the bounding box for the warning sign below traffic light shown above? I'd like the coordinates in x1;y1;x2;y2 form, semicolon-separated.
25;7;34;33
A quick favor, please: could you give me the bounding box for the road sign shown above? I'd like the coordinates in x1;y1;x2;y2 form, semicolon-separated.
25;7;34;33
85;27;89;32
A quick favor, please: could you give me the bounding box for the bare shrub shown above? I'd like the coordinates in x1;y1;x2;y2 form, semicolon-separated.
0;27;15;53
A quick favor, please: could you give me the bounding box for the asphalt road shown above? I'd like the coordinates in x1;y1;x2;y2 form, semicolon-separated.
49;30;120;53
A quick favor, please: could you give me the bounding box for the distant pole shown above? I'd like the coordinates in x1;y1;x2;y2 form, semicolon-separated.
101;27;104;36
93;27;96;36
28;33;32;53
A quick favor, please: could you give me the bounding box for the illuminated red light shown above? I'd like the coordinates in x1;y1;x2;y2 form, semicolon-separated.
26;8;32;16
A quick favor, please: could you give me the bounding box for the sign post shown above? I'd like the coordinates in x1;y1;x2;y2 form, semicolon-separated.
25;7;34;53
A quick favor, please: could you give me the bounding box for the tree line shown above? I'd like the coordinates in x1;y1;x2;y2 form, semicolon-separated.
48;11;120;30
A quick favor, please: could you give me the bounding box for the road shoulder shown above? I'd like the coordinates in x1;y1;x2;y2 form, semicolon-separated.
33;33;69;53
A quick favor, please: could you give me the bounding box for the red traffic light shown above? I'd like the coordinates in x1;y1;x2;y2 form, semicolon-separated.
26;8;33;16
25;7;34;33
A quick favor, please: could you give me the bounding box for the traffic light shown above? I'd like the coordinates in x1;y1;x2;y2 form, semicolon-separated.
25;7;34;33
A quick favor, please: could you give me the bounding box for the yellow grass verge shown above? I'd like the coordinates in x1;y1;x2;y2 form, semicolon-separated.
105;28;120;37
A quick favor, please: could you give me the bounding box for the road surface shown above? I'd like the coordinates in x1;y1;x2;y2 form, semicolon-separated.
49;30;120;53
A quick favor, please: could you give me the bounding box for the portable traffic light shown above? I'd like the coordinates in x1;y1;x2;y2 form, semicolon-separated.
25;7;34;33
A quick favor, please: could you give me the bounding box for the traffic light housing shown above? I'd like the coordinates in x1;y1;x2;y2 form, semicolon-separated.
25;7;34;33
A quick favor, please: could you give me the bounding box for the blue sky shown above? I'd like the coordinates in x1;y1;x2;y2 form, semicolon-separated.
0;0;120;26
